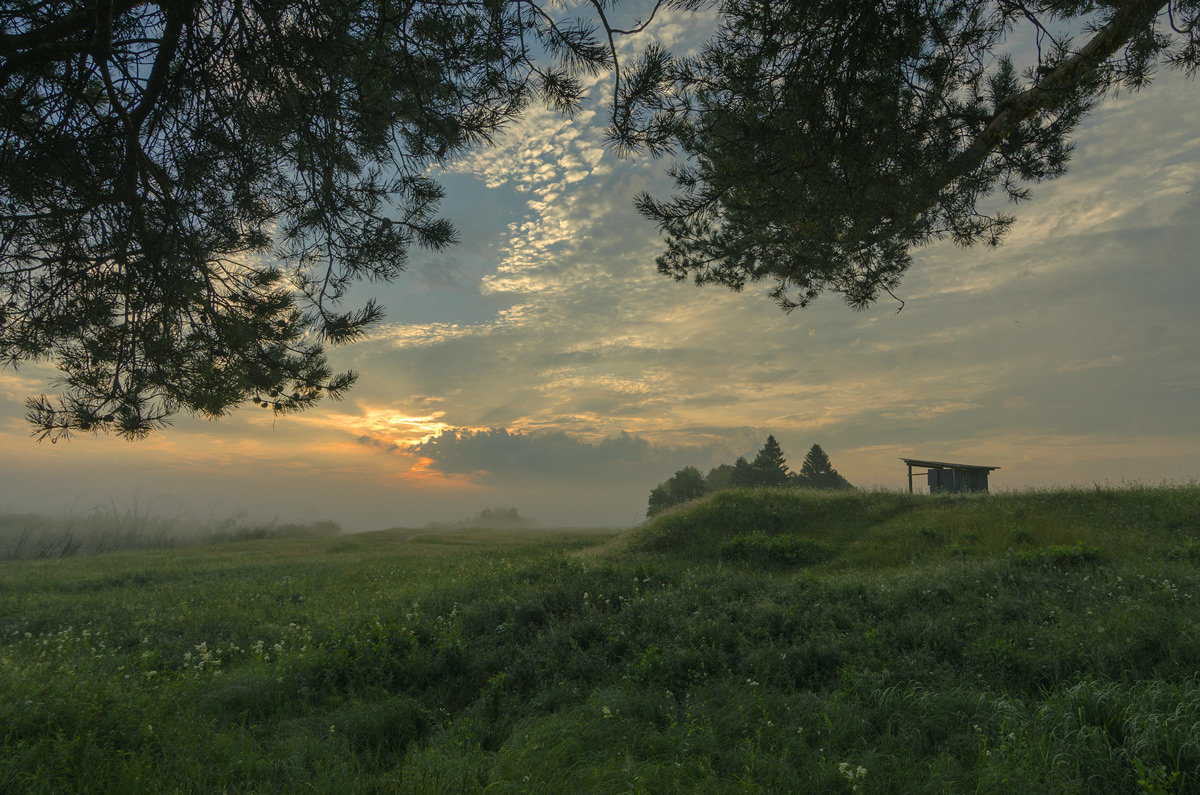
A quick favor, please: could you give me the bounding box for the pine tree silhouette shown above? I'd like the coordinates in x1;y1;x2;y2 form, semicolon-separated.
795;444;853;489
752;435;790;486
731;456;757;487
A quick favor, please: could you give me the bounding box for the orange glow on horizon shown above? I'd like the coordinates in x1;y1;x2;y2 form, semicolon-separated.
392;456;485;489
321;408;455;447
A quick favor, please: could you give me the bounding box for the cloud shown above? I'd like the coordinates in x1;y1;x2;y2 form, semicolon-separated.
354;434;402;454
410;427;725;485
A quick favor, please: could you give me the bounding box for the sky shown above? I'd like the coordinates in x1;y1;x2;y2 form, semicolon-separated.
2;7;1198;531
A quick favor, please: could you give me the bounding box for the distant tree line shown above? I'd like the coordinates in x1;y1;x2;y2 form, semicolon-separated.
647;437;852;517
426;507;535;530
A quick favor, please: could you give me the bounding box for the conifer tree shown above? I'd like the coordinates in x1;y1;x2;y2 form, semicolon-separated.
730;456;757;487
0;0;663;438
794;445;853;490
705;463;735;491
752;435;789;487
625;0;1199;312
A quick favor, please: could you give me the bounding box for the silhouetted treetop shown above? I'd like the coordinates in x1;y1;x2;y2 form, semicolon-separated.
730;456;757;487
646;436;853;513
622;1;1198;310
752;434;789;486
793;444;853;490
705;463;735;491
0;0;698;439
647;465;708;516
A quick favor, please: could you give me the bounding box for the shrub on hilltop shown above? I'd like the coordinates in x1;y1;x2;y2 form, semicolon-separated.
646;437;853;517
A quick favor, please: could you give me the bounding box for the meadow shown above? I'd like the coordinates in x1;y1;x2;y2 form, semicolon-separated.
2;485;1199;792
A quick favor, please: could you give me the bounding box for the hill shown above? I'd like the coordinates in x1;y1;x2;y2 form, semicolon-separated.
615;484;1200;571
2;487;1199;792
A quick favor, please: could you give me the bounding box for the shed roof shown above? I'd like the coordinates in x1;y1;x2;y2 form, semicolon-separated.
900;458;1000;472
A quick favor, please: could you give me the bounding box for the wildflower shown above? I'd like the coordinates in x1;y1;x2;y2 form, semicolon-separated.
838;762;867;791
602;706;613;719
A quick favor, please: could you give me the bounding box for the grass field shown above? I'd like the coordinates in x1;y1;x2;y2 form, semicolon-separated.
2;486;1199;792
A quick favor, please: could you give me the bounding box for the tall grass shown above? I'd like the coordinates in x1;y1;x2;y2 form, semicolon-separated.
0;502;344;560
2;487;1199;792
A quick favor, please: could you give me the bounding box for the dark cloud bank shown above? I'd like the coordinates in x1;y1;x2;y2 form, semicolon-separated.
409;427;725;485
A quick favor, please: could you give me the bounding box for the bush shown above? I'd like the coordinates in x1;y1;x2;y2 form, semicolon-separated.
1011;543;1103;568
210;519;343;543
1168;537;1200;562
719;533;832;567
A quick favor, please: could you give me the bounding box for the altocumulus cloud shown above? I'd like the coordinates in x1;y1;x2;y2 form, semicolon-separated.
409;427;723;484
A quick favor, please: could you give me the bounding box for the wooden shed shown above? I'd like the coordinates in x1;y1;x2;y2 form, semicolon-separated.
901;458;999;494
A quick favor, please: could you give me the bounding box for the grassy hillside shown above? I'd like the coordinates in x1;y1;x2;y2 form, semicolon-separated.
616;485;1200;570
2;488;1199;792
